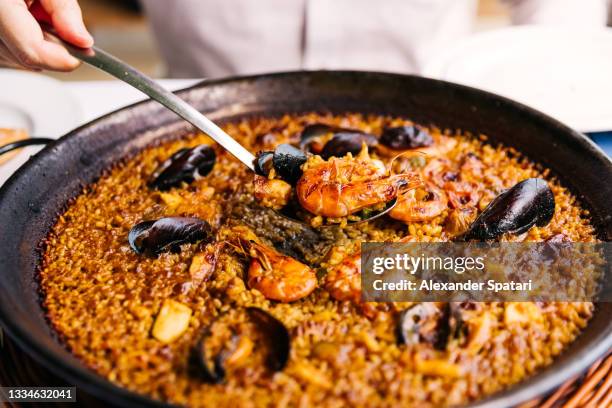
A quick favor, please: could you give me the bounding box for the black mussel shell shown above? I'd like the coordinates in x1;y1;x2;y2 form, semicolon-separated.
128;217;213;256
397;303;443;347
320;132;378;159
272;144;307;184
299;124;339;151
254;151;274;176
380;125;433;150
196;307;290;383
246;307;290;371
459;178;555;241
149;145;216;190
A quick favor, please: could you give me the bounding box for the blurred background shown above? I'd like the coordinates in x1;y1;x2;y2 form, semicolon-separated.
45;0;612;81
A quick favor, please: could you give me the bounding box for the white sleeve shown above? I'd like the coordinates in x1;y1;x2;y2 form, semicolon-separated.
502;0;608;26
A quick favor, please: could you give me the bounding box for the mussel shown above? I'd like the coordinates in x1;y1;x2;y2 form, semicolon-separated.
128;217;213;256
319;132;378;159
254;150;274;176
458;178;555;241
397;303;448;349
379;125;433;150
196;307;290;383
255;144;307;184
299;124;341;152
149;145;216;190
273;144;307;183
299;124;377;159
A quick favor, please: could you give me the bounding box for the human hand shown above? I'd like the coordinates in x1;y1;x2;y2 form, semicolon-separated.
0;0;93;71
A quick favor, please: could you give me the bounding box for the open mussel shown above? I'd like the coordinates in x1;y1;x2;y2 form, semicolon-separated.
299;123;377;159
272;144;307;183
458;178;555;241
254;144;307;184
397;303;449;350
320;132;378;159
254;150;274;176
196;307;290;383
299;124;341;152
149;145;216;190
128;217;213;256
380;125;433;150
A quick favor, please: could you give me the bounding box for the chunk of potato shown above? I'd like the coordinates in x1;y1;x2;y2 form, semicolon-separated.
152;299;192;343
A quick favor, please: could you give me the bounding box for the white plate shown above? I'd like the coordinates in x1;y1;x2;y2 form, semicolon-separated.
0;69;82;186
423;26;612;133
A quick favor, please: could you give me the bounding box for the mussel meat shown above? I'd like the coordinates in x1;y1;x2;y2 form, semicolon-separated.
196;307;290;383
128;217;213;256
380;125;433;150
149;145;216;190
459;178;555;241
320;132;378;159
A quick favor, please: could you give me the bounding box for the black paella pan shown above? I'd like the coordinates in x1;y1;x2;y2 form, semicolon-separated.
0;71;610;407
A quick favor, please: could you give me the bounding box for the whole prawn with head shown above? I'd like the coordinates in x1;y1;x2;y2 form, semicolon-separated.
296;147;421;218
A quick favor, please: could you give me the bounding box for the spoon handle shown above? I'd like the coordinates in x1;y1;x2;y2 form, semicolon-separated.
48;33;256;171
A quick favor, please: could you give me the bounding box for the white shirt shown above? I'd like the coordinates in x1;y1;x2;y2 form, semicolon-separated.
141;0;608;78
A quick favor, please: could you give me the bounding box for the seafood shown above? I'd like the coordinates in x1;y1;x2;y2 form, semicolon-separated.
271;144;307;184
296;148;421;218
149;145;216;190
196;307;290;383
389;182;448;222
325;252;362;303
232;227;317;302
325;235;418;307
189;242;222;285
298;123;339;153
423;157;459;188
445;181;480;209
253;150;274;176
254;144;307;184
397;303;447;348
379;125;433;150
459;178;555;241
446;207;478;236
324;252;390;319
128;217;213;256
319;132;378;159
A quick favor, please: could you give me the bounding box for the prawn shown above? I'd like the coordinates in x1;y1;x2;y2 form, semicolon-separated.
325;252;362;303
389;182;448;222
231;227;317;303
325;236;417;317
296;147;421;218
